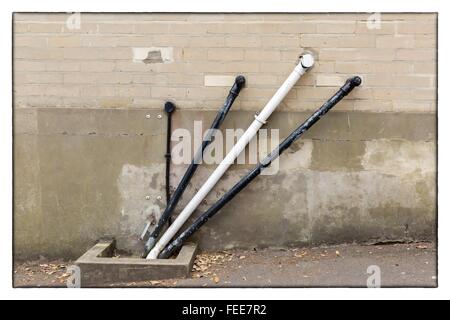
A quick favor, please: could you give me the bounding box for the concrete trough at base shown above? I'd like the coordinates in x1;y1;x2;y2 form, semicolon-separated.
75;239;197;287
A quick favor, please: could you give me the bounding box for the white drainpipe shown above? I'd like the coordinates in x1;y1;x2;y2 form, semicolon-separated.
146;53;315;259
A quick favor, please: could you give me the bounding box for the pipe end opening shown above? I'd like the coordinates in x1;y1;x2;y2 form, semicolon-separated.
300;53;315;68
164;101;176;114
352;76;362;86
235;75;246;88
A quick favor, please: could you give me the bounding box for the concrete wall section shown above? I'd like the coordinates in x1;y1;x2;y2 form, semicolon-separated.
14;108;436;258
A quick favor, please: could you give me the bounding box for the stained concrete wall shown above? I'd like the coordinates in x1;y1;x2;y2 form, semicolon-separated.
13;13;437;259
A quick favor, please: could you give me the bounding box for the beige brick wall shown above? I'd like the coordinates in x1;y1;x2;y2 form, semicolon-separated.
13;13;437;112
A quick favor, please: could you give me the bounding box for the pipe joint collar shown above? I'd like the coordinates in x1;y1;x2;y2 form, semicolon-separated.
254;113;267;125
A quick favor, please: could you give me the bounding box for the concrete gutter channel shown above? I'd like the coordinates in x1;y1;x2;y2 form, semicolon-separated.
75;240;198;287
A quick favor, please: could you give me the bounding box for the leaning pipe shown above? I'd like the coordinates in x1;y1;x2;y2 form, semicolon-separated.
158;76;362;259
141;75;246;253
145;54;315;259
164;101;176;225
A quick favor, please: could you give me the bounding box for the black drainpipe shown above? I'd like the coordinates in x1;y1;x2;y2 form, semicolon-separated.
164;101;176;224
158;76;362;259
141;75;246;256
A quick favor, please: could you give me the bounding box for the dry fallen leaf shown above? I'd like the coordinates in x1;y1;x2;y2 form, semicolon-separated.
294;251;307;258
213;276;220;284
